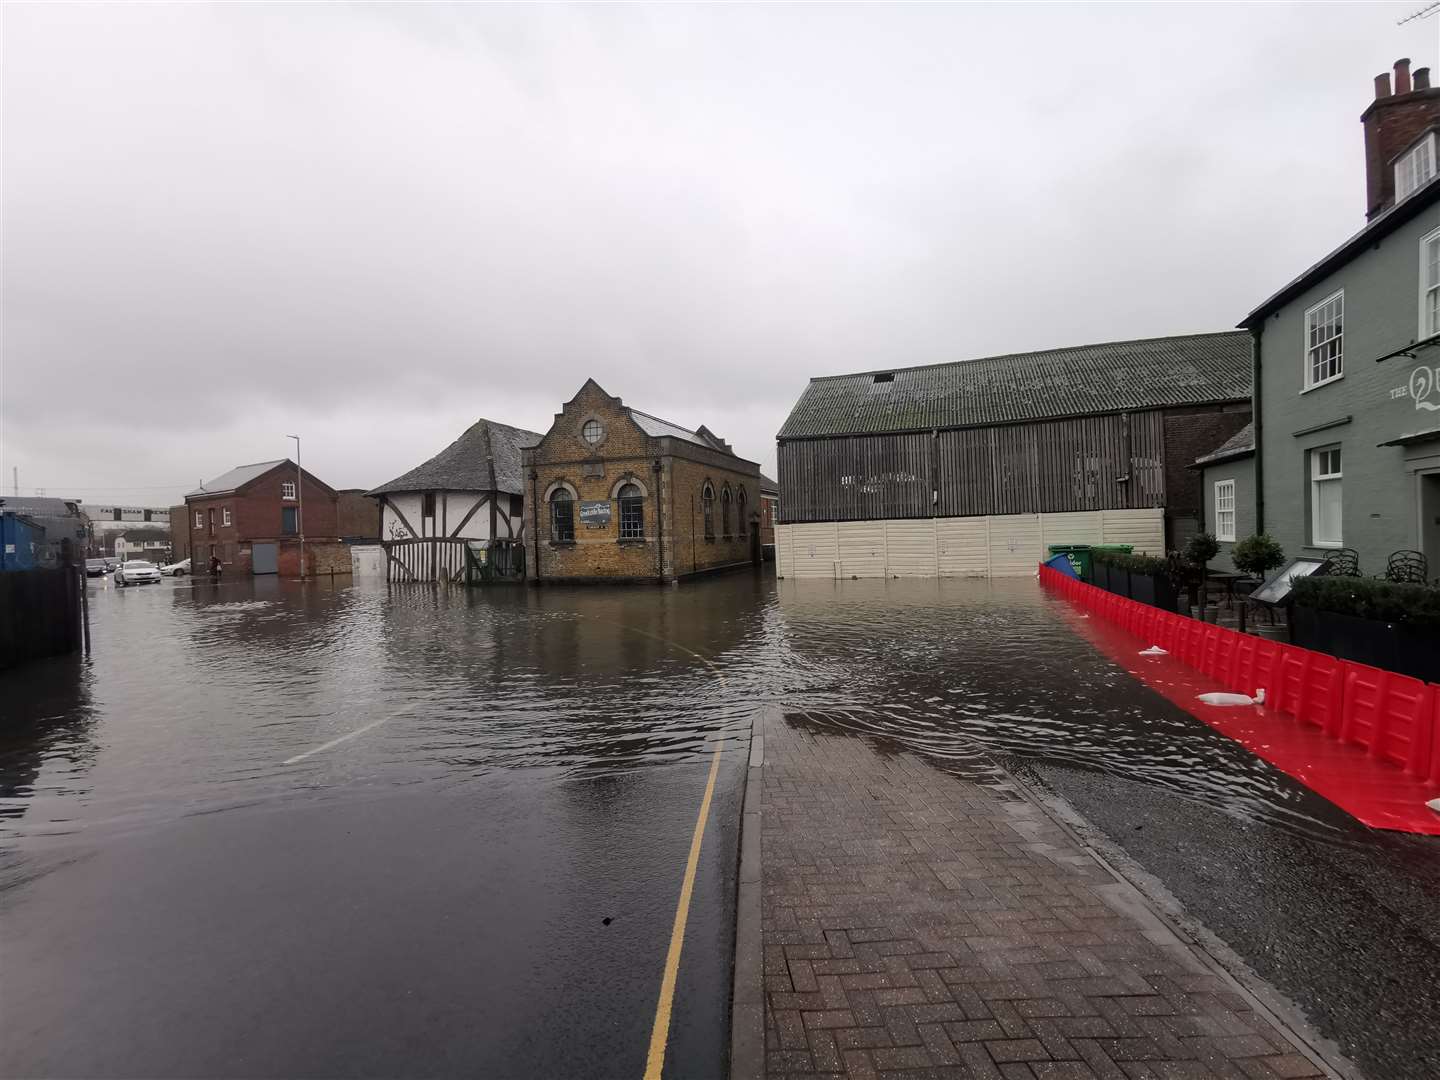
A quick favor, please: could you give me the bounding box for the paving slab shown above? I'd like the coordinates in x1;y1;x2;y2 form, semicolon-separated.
752;710;1338;1080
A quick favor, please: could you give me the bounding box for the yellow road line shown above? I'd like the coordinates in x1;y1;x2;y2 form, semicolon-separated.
643;740;724;1080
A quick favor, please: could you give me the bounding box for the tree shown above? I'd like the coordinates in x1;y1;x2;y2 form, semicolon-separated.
1231;533;1285;578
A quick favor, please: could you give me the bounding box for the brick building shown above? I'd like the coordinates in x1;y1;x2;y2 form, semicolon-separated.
185;459;349;577
523;380;762;583
760;473;780;559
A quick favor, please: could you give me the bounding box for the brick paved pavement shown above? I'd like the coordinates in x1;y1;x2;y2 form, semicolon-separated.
758;712;1331;1080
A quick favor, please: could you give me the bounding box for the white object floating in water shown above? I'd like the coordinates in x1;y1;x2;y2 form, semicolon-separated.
1427;798;1440;815
1197;692;1260;707
1254;688;1266;705
1139;646;1168;656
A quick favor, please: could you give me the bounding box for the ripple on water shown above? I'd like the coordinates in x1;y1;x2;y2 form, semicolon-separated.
0;574;1409;853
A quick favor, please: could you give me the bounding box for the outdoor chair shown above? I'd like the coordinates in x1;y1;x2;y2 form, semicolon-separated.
1321;548;1362;577
1382;549;1428;585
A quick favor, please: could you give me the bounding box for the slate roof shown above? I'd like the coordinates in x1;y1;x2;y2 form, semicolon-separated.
1192;422;1255;468
368;418;545;498
777;331;1253;439
760;473;779;495
187;460;288;497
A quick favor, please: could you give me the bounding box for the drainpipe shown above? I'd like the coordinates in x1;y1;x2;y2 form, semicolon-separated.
1250;325;1265;533
653;459;664;584
530;469;541;585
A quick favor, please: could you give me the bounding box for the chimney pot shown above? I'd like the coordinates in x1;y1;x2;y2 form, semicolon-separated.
1416;67;1432;91
1375;72;1393;99
1395;57;1413;95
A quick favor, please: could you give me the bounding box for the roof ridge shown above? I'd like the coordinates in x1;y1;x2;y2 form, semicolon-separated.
808;329;1250;383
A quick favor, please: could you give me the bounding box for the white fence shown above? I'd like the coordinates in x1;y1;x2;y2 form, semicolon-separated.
775;509;1165;579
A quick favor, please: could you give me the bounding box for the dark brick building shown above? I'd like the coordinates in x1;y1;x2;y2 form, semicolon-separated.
185;459;350;576
524;380;762;583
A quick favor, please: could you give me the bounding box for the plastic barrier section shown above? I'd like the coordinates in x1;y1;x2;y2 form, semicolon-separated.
1038;563;1440;835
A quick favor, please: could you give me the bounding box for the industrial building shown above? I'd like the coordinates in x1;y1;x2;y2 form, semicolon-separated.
774;332;1251;578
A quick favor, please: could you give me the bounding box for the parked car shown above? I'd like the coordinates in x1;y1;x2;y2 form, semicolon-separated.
114;560;162;587
160;558;191;577
85;558;115;577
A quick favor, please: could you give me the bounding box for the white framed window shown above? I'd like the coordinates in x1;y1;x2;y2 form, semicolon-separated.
281;481;297;500
1422;226;1440;339
1213;479;1236;542
1395;134;1436;202
1303;290;1343;390
1310;446;1342;547
193;510;202;528
222;508;231;527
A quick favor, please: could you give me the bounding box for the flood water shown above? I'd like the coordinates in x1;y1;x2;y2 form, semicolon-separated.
3;572;1438;1078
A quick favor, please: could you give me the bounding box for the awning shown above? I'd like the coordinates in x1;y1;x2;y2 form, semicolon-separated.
1377;427;1440;447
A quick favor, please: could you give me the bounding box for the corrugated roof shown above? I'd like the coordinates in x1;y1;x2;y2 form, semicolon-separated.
777;331;1252;439
187;460;288;497
1192;422;1255;468
368;419;544;497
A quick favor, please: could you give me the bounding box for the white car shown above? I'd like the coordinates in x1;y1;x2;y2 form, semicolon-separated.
160;558;191;577
114;560;163;587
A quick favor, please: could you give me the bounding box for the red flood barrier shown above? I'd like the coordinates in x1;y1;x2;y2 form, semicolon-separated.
1038;562;1440;834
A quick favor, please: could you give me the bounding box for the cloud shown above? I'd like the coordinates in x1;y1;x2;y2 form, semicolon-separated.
3;2;1433;503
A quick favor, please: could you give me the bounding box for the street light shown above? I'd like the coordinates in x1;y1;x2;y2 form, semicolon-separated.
287;435;304;580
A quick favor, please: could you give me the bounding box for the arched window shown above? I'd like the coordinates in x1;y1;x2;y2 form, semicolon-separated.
737;488;747;533
618;482;644;540
721;487;733;538
550;488;574;542
702;483;715;540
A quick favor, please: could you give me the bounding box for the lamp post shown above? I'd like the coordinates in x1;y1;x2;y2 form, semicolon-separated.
287;435;305;580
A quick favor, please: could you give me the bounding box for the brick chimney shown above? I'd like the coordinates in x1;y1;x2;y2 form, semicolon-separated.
1362;57;1440;219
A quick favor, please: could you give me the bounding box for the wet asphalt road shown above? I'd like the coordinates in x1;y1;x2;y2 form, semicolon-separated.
2;575;754;1079
3;573;1439;1078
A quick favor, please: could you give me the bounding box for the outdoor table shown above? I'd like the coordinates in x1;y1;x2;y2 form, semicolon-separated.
1206;570;1249;610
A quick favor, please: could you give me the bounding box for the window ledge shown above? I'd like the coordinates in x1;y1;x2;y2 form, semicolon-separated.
617;538;647;546
1305;542;1343;550
1300;374;1344;395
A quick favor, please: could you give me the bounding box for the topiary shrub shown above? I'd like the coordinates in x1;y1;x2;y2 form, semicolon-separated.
1231;533;1285;578
1291;576;1440;631
1184;532;1220;569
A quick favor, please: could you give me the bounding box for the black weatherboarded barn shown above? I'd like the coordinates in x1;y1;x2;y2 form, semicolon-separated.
777;331;1253;551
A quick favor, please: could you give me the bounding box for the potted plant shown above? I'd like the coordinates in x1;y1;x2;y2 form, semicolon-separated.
1231;533;1284;582
1182;533;1220;618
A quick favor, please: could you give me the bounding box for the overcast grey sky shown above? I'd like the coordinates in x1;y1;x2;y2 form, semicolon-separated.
3;2;1437;507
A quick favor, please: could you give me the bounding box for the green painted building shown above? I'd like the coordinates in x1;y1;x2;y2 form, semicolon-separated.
1232;58;1440;581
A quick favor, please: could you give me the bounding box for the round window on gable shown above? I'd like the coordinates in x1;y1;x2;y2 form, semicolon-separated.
581;419;604;446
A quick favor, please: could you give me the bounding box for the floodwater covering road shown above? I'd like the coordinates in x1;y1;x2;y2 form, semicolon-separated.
3;573;1438;1078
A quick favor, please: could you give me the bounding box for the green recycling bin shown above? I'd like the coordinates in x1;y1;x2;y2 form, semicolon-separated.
1046;544;1092;579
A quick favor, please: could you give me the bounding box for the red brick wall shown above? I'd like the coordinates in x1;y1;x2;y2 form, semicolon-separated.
1362;70;1440;218
1162;406;1251;546
184;464;340;574
336;491;380;540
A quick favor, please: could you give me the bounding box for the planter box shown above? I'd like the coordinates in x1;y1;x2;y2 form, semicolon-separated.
1092;562;1177;612
1291;605;1440;682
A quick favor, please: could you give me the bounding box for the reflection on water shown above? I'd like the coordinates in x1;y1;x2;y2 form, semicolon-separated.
2;572;1432;858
